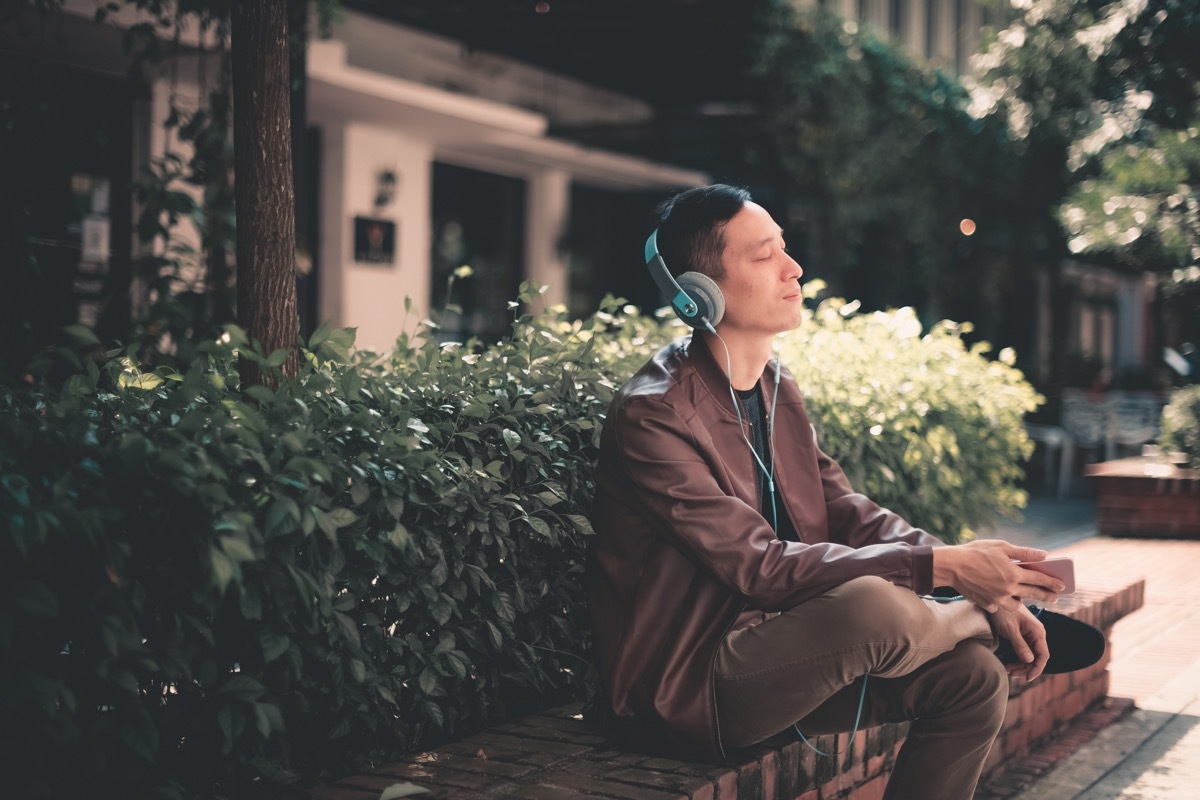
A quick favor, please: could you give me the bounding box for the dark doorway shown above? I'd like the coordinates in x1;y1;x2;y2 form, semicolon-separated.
567;185;668;318
0;56;134;373
430;162;526;343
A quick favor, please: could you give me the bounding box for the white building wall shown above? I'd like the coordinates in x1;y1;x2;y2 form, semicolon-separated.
318;122;433;353
140;53;224;312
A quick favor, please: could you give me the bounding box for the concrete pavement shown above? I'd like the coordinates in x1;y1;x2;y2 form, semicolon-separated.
974;498;1200;800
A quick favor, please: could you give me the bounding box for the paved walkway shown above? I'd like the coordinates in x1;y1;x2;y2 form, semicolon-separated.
975;497;1200;799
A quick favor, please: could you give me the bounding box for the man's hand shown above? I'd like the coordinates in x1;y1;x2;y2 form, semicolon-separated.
989;604;1049;681
932;540;1064;613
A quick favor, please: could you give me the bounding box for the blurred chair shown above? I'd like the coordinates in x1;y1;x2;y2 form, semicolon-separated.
1105;391;1167;460
1025;422;1075;500
1059;389;1113;494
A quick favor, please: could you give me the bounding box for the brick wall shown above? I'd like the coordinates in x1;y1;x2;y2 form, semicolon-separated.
312;579;1145;800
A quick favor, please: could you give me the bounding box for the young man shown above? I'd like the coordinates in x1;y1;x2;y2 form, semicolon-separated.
586;185;1097;799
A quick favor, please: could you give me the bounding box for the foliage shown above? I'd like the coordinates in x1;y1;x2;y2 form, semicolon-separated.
0;286;1039;797
971;0;1200;281
74;0;335;366
748;4;1017;316
777;282;1043;542
1159;384;1200;469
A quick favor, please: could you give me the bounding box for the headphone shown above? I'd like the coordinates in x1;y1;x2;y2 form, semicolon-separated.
644;229;726;333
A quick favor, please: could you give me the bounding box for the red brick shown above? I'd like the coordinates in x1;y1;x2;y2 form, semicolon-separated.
535;769;688;800
407;750;536;778
846;773;888;800
369;761;493;790
334;772;483;798
306;784;378;800
759;750;778;799
497;785;593;800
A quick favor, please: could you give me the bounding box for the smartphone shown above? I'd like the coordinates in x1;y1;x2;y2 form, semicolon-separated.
1016;557;1075;594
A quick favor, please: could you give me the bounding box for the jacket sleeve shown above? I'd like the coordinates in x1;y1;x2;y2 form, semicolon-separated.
813;430;939;594
614;395;934;611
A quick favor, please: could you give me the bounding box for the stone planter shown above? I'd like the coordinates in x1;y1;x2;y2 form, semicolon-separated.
1085;457;1200;537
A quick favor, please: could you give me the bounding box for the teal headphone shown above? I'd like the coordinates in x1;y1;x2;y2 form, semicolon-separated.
644;229;725;333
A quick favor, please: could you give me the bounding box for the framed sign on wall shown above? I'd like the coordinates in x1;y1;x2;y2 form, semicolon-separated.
354;216;396;265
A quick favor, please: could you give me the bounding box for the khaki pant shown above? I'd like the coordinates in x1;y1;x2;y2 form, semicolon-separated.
715;576;1008;800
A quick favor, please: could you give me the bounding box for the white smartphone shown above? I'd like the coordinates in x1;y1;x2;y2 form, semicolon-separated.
1016;557;1075;595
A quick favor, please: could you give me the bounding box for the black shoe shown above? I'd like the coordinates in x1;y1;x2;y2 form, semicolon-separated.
995;607;1106;675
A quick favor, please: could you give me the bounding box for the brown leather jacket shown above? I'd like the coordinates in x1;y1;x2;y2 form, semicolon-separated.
586;335;939;760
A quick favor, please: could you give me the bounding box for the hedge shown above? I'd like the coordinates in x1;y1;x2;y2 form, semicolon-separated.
1160;384;1200;469
0;286;1039;798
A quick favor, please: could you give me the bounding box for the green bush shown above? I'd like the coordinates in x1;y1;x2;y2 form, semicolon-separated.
0;288;1038;798
1160;385;1200;469
777;284;1043;542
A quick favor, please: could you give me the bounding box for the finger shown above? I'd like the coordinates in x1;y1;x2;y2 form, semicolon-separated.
1010;632;1035;666
1016;568;1066;594
1014;586;1061;605
1006;545;1049;562
1029;619;1049;681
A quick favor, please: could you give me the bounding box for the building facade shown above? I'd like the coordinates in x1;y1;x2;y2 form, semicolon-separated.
1;2;705;359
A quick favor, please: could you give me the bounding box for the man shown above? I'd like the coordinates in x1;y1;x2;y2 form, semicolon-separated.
586;185;1100;799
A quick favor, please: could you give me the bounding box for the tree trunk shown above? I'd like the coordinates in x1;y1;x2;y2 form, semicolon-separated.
231;0;298;386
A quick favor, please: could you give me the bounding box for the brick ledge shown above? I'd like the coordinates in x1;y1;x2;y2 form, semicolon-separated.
311;578;1146;800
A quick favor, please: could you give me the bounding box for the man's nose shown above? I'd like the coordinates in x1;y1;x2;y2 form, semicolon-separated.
785;253;803;281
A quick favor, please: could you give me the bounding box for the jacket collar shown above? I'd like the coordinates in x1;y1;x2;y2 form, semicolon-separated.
684;334;781;421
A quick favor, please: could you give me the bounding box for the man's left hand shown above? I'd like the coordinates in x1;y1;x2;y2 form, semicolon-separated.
989;604;1049;682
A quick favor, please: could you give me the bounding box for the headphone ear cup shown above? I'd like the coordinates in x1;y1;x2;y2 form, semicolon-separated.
676;271;725;328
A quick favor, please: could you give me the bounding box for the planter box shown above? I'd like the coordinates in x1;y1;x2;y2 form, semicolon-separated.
1085;457;1200;538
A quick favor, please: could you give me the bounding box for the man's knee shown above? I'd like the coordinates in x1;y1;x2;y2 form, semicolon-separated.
828;575;927;637
941;641;1009;730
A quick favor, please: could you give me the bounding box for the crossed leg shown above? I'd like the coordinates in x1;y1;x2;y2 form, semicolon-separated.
714;575;1009;800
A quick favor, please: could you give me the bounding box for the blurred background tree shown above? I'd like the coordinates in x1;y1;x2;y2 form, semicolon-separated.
747;3;1021;328
968;0;1200;359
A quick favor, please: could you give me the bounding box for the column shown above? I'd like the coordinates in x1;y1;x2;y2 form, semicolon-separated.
524;168;570;311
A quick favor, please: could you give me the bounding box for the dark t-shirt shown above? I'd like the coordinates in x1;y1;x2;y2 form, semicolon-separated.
735;385;798;542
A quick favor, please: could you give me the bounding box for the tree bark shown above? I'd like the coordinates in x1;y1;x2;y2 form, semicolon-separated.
231;0;298;385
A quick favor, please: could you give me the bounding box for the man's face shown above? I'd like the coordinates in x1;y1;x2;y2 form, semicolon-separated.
715;202;804;337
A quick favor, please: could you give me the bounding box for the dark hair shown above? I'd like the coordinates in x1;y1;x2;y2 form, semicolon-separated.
656;184;751;281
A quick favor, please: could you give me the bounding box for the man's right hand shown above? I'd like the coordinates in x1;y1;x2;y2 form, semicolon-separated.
932;540;1064;612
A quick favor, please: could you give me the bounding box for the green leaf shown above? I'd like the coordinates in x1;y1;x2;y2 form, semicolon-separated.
210;549;234;593
418;666;439;696
118;371;164;391
63;324;101;348
260;630;291;662
219;674;266;702
326;508;358;528
566;515;594;535
220;535;256;563
12;580;58;618
380;783;431;799
491;592;516;624
388;523;410;549
308;319;333;349
1;475;31;508
525;516;551;537
216;704;235;750
265;347;289;368
121;702;159;761
244;384;276;405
